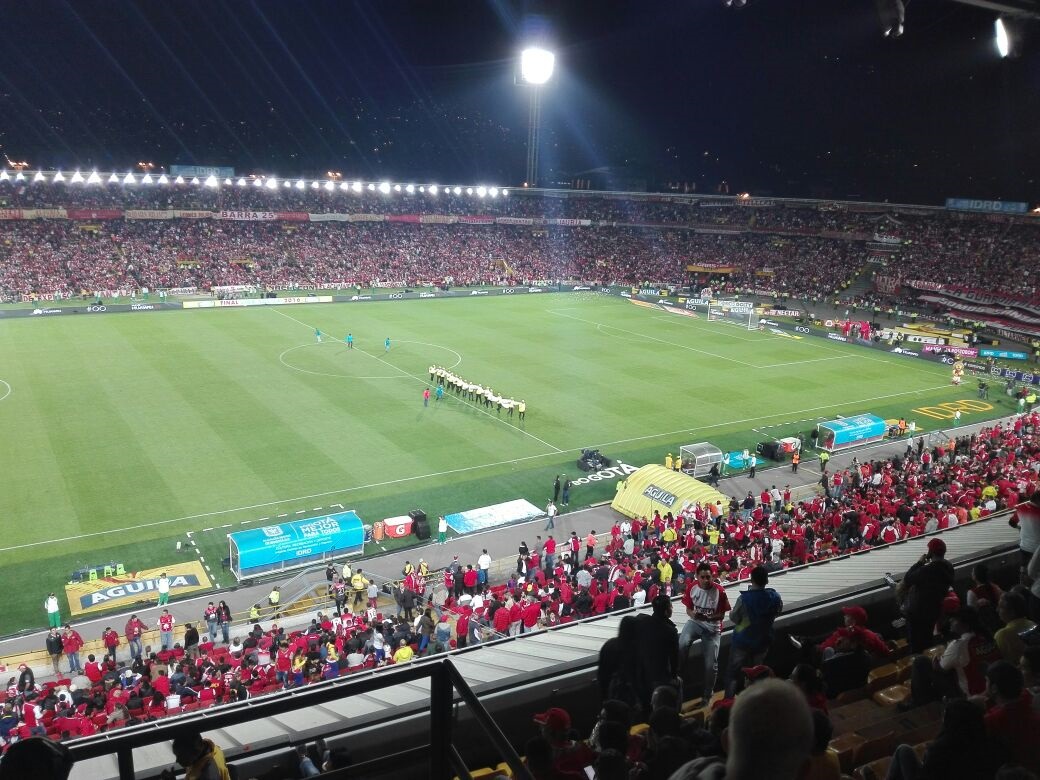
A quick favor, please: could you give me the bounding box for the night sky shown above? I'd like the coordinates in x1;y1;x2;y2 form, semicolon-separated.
0;0;1037;204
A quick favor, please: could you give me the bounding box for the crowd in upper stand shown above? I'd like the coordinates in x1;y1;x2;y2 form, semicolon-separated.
1;183;1040;304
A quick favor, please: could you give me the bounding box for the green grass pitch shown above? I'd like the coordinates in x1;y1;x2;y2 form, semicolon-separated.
0;293;1010;633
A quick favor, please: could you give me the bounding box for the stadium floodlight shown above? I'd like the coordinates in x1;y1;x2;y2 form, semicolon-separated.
339;181;349;190
33;171;45;182
352;181;362;193
204;175;218;188
108;173;120;183
224;178;233;185
429;184;438;195
466;187;474;195
70;171;84;183
453;186;462;195
394;184;402;192
405;184;415;194
995;16;1025;58
0;170;8;181
237;177;247;186
489;187;499;197
874;0;905;37
282;180;291;187
520;47;555;85
477;186;487;198
266;177;278;189
173;175;185;184
378;182;391;194
123;172;135;184
191;176;200;185
53;171;65;182
87;171;102;184
311;181;320;189
324;180;335;191
157;174;169;184
15;171;24;181
502;189;509;196
367;182;375;191
252;177;263;187
142;174;154;184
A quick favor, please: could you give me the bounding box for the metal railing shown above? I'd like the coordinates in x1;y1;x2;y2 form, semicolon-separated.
67;657;532;780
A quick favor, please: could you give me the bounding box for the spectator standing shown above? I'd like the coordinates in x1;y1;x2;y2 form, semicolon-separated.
724;565;783;697
156;572;171;606
125;614;146;660
899;538;955;652
61;624;84;674
44;593;61;629
45;628;63;675
679;562;731;703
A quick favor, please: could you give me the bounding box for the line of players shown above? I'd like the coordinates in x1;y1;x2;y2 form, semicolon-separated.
429;365;526;419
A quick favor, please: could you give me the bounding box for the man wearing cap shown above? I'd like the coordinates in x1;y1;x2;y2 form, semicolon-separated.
533;706;594;773
900;537;955;652
790;606;891;663
724;566;783;698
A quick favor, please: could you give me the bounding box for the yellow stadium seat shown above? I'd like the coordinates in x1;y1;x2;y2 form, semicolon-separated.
88;569;98;581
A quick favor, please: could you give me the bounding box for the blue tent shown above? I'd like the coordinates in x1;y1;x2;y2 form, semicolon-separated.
229;511;365;580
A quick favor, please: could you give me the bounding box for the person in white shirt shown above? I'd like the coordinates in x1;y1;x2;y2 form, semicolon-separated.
477;550;492;586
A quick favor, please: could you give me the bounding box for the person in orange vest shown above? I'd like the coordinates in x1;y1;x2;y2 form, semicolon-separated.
791;451;800;473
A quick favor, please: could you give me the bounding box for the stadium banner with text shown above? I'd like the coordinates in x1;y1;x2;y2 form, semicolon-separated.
420;214;459;224
174;210;214;219
182;296;333;309
229;511;365;578
125;209;175;220
0;209;24;220
218;210;277;221
66;209;124;220
170;164;235;178
65;561;212;617
444;499;544;534
945;198;1029;215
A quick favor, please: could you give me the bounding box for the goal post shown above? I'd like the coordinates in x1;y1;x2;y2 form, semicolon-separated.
707;299;760;330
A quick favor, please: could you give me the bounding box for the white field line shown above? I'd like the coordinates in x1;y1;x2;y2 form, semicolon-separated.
270;308;564;453
0;382;955;553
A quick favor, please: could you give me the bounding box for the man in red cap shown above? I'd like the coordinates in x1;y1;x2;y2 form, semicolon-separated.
898;537;955;652
532;706;594;773
790;605;892;662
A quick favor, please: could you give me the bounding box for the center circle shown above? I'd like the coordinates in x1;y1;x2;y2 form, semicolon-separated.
279;340;463;380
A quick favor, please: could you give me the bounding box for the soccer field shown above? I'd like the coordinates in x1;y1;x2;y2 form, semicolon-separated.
0;292;1005;632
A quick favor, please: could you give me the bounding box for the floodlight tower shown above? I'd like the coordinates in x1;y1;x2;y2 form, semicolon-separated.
519;47;555;187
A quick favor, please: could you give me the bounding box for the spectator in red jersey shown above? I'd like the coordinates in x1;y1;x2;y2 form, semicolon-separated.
679;563;730;703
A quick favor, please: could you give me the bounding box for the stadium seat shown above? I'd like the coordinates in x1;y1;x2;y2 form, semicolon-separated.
854;732;896;767
872;684;911;708
88;568;98;581
894;656;915;682
494;762;515;777
866;664;899;692
828;734;866;772
855;756;892;780
103;565;114;577
115;563;126;575
630;723;650;737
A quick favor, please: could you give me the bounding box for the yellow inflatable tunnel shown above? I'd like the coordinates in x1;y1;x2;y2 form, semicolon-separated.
610;464;729;520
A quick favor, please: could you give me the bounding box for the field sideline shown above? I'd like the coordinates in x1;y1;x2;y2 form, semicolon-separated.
0;292;1010;632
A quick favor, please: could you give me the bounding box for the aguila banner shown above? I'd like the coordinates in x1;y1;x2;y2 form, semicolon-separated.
64;561;212;617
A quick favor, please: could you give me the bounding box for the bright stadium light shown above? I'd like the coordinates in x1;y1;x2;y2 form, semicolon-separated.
224;178;233;185
0;170;9;182
466;187;474;195
995;16;1025;58
175;175;185;184
157;174;169;184
311;181;320;189
520;47;555;85
142;173;153;184
429;184;438;195
253;177;263;187
367;182;376;191
502;189;509;196
53;171;65;182
266;177;278;189
453;186;462;195
379;182;391;194
282;180;291;188
324;180;335;191
107;173;119;183
394;184;402;192
204;175;218;188
874;0;905;37
237;177;247;186
33;171;45;182
352;181;362;192
489;187;499;197
87;171;102;184
418;186;426;193
339;181;349;190
14;171;23;181
190;177;200;185
405;184;415;194
70;171;84;183
123;172;135;184
477;185;487;198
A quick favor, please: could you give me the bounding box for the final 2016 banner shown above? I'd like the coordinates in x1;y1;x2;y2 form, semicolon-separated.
64;561;212;617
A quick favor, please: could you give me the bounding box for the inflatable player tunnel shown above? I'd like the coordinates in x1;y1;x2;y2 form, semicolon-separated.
610;464;729;520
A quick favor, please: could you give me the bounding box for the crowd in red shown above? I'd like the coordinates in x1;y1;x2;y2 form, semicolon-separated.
2;183;1039;304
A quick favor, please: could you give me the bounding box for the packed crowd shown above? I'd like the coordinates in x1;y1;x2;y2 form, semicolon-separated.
2;184;1039;304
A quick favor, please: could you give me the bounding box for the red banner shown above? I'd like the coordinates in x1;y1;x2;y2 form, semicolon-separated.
387;214;421;223
0;209;23;220
275;212;310;222
66;209;123;220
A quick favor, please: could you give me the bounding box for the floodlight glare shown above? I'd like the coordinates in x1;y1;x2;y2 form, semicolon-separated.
405;184;415;194
142;174;153;184
477;186;487;198
352;181;363;193
0;171;8;181
204;175;218;188
367;183;375;191
266;178;279;189
224;178;233;185
87;171;102;184
237;177;247;186
191;177;200;185
339;182;349;191
997;17;1010;56
14;172;24;181
379;182;391;194
53;171;65;182
489;187;499;198
429;185;438;195
453;186;462;195
252;178;263;187
70;171;84;183
324;180;335;191
107;173;119;183
157;174;169;184
995;17;1021;58
283;180;291;188
521;47;555;84
123;173;135;185
34;171;45;182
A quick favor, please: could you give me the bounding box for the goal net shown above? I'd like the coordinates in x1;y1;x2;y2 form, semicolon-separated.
707;300;760;330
